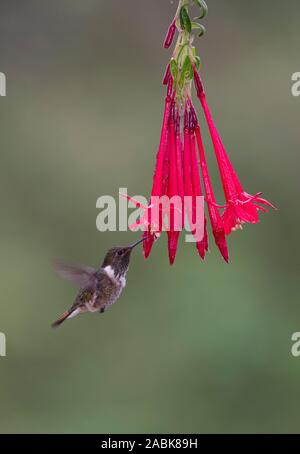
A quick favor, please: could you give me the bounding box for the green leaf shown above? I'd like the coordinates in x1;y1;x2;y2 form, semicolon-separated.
194;0;208;19
182;55;192;73
170;59;178;80
179;56;193;88
180;6;192;33
179;72;185;89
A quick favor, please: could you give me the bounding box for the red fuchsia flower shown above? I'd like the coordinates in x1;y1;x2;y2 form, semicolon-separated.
194;73;275;235
162;63;171;86
193;119;229;262
125;80;185;264
126;0;274;264
184;109;208;259
166;103;181;264
141;78;176;260
164;20;176;49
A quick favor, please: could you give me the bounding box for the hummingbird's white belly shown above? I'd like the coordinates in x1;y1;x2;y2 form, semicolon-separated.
104;266;126;288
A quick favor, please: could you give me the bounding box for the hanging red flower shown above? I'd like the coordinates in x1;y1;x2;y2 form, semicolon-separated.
127;0;275;264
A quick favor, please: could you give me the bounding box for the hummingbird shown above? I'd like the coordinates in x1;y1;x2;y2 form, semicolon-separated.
51;237;146;328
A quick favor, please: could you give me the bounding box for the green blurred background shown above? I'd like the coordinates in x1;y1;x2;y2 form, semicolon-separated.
0;0;299;434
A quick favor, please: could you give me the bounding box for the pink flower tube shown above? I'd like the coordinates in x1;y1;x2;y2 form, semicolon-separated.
195;71;275;235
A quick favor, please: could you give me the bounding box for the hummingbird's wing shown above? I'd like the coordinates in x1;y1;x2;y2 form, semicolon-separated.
53;261;97;287
52;269;118;327
72;287;97;308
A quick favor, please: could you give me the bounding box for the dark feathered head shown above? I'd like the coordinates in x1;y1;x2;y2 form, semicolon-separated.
101;238;146;276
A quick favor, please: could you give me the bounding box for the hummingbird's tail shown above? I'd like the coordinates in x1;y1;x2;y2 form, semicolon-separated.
51;310;72;328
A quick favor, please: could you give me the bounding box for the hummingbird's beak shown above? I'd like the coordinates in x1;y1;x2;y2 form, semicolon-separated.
129;236;149;250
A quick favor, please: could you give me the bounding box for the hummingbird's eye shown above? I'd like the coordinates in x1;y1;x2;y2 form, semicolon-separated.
117;249;124;256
